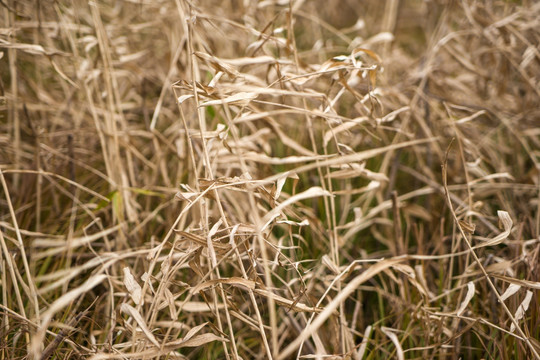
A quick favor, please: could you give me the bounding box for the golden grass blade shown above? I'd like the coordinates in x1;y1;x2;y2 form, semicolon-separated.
120;303;160;347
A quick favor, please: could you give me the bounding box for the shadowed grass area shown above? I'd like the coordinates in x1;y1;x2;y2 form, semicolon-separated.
1;0;540;359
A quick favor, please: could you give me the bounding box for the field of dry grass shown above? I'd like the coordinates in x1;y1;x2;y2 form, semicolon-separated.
1;0;540;359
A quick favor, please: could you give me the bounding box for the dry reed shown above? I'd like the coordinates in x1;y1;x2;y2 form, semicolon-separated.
1;0;539;359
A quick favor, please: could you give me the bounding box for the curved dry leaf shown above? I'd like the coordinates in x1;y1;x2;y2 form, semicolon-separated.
89;333;227;359
40;274;106;321
473;210;512;248
498;210;513;230
357;325;372;359
33;224;123;259
362;32;395;47
457;281;475;316
241;152;329;165
207;219;223;267
468;172;515;184
141;272;155;295
260;186;333;232
170;333;228;348
492;275;540;290
500;283;521;302
263;138;437;184
199;92;258;107
326;165;388;182
181;322;208;342
164;288;176;315
120;303;160;347
415;265;435;299
175;231;231;252
381;327;404;360
224;55;277;66
123;267;143;305
322;255;340;275
510;290;533;332
456;110;488;124
276;219;309;226
181;301;224;312
403;203;433;221
177;94;194;104
458;220;476;234
275;172;292;200
191;277;256;294
194;51;240;77
32;274;107;357
253;288;323;313
0;39;68;56
377;106;410;124
175;190;200;202
277;256;405;359
323;117;369;146
351;47;382;63
392;263;416;279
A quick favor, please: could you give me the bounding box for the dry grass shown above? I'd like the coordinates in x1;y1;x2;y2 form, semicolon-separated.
1;0;540;359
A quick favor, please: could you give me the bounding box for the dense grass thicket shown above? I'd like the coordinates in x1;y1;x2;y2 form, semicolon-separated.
1;0;540;359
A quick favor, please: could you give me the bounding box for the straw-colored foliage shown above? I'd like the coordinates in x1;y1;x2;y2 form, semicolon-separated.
1;0;539;359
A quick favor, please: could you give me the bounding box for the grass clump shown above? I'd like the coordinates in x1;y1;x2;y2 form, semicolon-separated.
1;0;539;359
